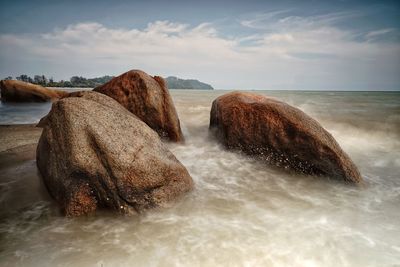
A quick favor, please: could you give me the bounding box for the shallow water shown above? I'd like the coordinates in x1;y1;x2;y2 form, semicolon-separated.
1;90;400;267
0;88;85;124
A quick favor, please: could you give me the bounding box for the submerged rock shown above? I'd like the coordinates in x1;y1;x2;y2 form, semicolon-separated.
0;80;67;102
36;91;193;217
209;92;362;183
94;70;184;142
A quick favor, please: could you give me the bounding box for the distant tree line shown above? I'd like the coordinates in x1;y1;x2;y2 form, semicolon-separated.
3;74;114;88
2;74;214;90
165;76;214;90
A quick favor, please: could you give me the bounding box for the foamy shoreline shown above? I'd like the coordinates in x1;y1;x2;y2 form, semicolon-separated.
1;90;399;266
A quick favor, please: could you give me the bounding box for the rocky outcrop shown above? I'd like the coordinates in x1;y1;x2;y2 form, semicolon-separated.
0;80;67;102
36;91;193;217
94;70;184;142
209;92;362;183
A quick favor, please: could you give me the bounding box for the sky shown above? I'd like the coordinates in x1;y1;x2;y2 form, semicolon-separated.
0;0;399;90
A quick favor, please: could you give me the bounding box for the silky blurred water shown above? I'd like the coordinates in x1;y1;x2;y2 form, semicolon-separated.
0;90;399;267
0;88;85;124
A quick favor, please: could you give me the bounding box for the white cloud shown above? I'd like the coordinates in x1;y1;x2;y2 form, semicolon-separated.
240;11;361;31
0;16;399;90
365;28;395;41
240;9;293;29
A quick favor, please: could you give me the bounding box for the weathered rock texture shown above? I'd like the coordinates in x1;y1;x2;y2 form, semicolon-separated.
94;70;184;142
36;91;193;216
0;80;67;102
209;92;362;183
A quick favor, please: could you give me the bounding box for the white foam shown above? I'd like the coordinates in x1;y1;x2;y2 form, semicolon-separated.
1;90;400;266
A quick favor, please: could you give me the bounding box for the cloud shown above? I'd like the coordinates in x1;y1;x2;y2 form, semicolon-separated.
365;28;395;41
0;16;399;90
240;10;361;31
240;9;293;29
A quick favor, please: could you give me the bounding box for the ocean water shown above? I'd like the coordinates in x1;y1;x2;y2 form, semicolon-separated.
0;88;84;124
0;90;399;267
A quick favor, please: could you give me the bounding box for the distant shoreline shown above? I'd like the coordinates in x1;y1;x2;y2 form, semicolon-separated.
4;75;214;90
43;87;399;92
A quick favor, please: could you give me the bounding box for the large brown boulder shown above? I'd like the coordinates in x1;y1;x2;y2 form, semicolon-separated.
209;92;362;183
36;91;193;217
94;70;183;142
0;80;67;102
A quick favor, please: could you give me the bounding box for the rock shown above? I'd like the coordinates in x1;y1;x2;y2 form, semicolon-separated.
36;91;193;216
0;80;67;102
93;70;184;142
209;92;362;183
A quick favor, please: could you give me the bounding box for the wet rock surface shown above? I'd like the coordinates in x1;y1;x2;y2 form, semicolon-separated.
0;80;67;102
94;70;184;142
36;91;193;216
209;92;362;183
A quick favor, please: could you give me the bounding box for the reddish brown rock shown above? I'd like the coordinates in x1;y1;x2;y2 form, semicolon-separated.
36;91;193;217
0;80;67;102
93;70;183;142
209;92;362;183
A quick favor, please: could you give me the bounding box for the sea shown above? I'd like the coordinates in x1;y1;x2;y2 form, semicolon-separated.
0;89;399;267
